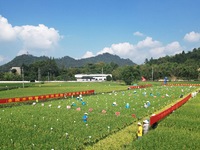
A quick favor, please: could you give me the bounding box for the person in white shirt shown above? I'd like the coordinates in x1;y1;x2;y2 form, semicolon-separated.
143;120;149;134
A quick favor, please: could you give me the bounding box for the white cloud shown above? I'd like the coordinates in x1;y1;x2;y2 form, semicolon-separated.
17;49;29;56
0;55;5;62
149;41;182;59
82;36;184;64
96;42;134;56
0;55;9;66
149;47;165;58
82;51;95;58
15;24;61;50
0;15;62;57
110;43;134;55
165;41;182;55
0;15;16;41
133;31;144;37
137;37;161;48
97;47;114;55
184;31;200;42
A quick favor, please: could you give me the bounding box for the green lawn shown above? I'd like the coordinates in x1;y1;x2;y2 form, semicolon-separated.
0;81;128;99
1;81;199;99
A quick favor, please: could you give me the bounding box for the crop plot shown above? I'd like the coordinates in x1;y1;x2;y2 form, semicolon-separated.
0;85;198;149
131;91;200;150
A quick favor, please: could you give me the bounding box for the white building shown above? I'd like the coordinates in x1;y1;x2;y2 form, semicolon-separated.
10;67;21;75
75;74;112;82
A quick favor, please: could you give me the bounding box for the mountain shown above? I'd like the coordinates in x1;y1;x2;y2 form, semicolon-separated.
56;53;135;68
0;53;135;72
0;55;49;72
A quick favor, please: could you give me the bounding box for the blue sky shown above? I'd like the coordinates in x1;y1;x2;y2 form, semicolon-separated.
0;0;200;66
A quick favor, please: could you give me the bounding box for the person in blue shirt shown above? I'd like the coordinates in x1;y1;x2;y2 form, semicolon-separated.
82;113;88;123
125;103;130;108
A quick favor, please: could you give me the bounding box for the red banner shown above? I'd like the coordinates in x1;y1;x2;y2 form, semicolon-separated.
163;83;200;86
128;84;152;89
150;93;191;126
0;90;95;104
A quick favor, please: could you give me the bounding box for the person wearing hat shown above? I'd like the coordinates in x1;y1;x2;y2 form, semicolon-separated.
82;113;88;123
137;122;143;139
143;120;149;134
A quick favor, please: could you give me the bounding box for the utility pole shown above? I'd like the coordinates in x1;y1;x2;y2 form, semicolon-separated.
152;67;154;81
22;67;24;88
38;68;41;81
48;71;50;82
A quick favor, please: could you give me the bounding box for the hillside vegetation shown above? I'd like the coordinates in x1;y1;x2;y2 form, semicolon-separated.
0;53;135;72
0;48;200;83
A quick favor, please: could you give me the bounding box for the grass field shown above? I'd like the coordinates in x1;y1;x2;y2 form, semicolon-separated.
1;81;199;99
0;81;199;149
0;81;128;99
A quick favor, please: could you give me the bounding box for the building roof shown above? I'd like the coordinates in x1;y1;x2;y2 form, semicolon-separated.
75;74;112;78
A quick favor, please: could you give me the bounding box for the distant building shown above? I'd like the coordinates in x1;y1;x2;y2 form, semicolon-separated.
75;74;112;82
10;67;21;75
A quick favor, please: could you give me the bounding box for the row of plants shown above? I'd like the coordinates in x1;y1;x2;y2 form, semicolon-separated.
0;81;198;99
0;82;128;99
128;89;200;149
0;85;198;149
0;83;34;92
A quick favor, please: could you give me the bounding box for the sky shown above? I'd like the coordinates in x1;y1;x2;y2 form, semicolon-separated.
0;0;200;66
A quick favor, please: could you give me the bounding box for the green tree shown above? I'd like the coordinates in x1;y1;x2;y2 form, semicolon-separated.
3;72;21;81
106;75;112;81
121;66;140;85
0;72;4;80
112;67;123;81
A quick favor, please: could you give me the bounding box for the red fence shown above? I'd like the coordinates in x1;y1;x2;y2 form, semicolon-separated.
150;93;191;126
0;90;95;104
128;84;152;89
163;83;200;86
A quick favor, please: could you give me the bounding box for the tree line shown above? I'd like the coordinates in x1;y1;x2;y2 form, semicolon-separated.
0;48;200;85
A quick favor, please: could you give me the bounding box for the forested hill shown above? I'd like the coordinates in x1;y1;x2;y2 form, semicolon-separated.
0;53;135;72
56;53;135;68
146;47;200;65
0;55;49;72
142;47;200;80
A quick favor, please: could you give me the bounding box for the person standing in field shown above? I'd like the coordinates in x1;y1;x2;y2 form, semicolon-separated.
143;120;149;134
82;113;88;123
137;122;143;139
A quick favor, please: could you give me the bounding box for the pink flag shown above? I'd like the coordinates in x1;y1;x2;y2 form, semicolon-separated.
115;112;120;116
102;109;107;114
76;107;81;111
88;108;93;112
